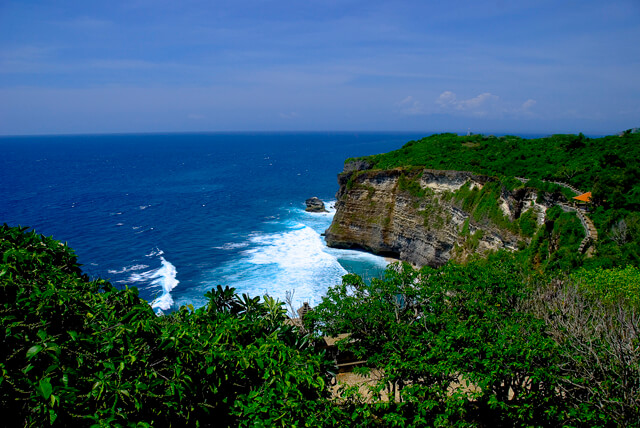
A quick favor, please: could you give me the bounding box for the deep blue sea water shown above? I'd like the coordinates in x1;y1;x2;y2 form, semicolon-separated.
0;132;426;312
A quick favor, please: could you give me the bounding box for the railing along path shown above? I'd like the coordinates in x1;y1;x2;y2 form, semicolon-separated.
516;177;596;255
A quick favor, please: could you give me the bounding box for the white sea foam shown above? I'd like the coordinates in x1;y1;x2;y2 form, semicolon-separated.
192;201;388;311
300;199;337;217
224;223;349;306
120;255;179;312
213;242;250;250
246;224;336;269
108;264;149;275
149;258;179;311
146;248;164;257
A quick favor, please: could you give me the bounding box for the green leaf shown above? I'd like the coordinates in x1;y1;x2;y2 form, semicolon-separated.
38;378;53;400
49;409;57;424
26;344;43;359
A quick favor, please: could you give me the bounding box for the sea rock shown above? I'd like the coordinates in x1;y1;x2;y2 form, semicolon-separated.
305;197;328;213
325;167;552;267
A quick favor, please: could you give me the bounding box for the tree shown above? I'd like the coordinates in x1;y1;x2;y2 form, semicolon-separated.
308;257;561;426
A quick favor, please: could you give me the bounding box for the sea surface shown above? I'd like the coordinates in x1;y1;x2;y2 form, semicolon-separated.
0;132;426;312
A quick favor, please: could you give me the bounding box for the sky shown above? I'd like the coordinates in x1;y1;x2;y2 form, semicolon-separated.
1;0;639;136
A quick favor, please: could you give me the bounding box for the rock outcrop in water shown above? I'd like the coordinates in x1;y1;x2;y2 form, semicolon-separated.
325;162;555;267
305;197;328;213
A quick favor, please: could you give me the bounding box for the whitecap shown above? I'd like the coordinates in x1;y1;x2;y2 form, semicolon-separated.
125;256;180;312
245;224;334;269
108;264;149;275
221;224;349;306
197;201;389;311
213;242;250;250
146;248;164;257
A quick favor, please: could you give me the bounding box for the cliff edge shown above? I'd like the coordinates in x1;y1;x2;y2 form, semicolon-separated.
325;162;555;267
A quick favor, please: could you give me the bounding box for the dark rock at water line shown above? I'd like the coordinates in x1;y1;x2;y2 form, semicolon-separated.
305;197;328;213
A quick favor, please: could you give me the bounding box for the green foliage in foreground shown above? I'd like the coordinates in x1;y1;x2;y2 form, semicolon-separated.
2;225;639;426
0;225;329;427
308;255;640;427
309;259;560;426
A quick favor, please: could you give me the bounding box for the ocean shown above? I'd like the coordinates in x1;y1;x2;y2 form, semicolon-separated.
0;132;426;312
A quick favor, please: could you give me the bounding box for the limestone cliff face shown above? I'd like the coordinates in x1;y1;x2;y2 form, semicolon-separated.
325;163;551;267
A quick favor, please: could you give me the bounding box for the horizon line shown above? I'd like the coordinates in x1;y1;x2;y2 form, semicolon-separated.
0;129;619;139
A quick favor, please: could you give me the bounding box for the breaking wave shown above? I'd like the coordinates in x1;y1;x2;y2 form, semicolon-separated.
199;214;388;309
124;255;179;313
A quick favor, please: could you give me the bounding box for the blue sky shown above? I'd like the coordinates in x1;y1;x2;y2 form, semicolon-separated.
1;0;639;135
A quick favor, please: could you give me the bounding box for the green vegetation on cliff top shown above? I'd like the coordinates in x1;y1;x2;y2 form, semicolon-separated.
350;131;640;211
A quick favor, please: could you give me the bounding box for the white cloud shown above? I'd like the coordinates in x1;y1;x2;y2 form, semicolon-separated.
519;98;538;117
436;91;457;106
436;91;500;117
435;91;538;118
397;95;425;115
396;92;538;119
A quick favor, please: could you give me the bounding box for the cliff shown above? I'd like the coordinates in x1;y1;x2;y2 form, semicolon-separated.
325;163;555;267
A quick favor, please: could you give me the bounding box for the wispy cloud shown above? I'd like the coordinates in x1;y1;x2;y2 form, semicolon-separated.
436;91;500;117
279;112;299;119
521;99;536;110
520;99;537;117
396;92;540;120
434;91;540;119
396;96;425;115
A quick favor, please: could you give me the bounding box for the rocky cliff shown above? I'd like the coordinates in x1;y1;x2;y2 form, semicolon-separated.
325;162;555;267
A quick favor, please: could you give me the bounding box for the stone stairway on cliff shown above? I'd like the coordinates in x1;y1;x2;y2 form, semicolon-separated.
516;177;596;256
559;204;598;255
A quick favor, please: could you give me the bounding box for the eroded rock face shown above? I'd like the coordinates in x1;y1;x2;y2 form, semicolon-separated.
325;164;546;267
305;197;328;213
